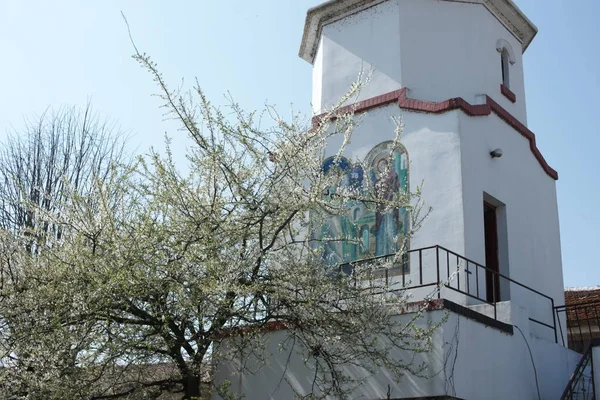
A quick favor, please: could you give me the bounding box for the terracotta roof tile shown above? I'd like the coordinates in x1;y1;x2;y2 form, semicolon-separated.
564;288;600;322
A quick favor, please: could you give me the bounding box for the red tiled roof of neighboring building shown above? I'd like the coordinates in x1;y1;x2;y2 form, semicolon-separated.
565;287;600;305
564;287;600;322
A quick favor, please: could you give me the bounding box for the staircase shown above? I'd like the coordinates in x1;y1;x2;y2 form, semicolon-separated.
560;339;600;399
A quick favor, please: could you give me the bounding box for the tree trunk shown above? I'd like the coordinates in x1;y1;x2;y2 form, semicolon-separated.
182;375;201;399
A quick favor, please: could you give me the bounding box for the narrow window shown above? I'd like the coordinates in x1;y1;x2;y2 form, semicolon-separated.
501;49;510;88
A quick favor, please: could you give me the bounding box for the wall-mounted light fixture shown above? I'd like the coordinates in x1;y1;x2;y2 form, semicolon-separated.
490;148;503;158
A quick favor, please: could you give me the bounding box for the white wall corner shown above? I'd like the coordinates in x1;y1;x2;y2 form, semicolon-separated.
474;94;488;105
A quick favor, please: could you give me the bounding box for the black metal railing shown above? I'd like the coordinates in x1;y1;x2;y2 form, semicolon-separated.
555;300;600;352
560;339;598;400
339;245;558;342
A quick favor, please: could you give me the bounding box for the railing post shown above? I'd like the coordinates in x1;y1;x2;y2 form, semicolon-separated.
436;246;440;299
475;264;479;298
556;308;565;346
419;249;423;285
578;309;584;350
492;275;497;319
586;307;593;348
591;348;596;400
466;261;470;294
385;269;389;287
456;255;460;291
551;298;558;344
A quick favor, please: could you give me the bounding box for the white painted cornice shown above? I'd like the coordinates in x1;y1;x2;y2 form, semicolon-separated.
298;0;538;64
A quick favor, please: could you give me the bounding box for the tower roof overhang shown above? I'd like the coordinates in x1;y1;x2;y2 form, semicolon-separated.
299;0;538;64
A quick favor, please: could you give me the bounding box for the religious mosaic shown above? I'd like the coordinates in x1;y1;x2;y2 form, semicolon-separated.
317;141;409;269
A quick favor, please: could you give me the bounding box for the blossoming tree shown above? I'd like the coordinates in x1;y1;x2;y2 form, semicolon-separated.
0;51;435;399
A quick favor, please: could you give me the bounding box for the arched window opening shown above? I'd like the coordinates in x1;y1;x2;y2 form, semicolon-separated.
501;48;510;88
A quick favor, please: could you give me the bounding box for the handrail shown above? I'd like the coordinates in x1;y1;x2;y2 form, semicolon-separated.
438;245;556;341
336;244;558;343
345;245;554;301
435;245;555;302
555;300;600;350
555;300;600;310
560;339;599;400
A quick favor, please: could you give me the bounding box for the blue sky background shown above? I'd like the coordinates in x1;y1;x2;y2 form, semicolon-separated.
0;0;597;289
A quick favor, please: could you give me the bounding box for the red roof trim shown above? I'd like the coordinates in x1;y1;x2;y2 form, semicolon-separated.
312;88;558;180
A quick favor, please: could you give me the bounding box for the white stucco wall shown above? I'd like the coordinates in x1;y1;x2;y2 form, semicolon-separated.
398;0;527;123
312;38;324;114
213;311;446;399
325;105;464;252
454;301;579;399
459;112;564;336
313;0;403;114
317;83;563;337
212;308;581;400
313;0;528;124
323;105;469;302
320;96;564;317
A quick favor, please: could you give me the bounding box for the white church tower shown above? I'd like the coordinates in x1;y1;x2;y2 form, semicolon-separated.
212;1;588;399
301;0;564;333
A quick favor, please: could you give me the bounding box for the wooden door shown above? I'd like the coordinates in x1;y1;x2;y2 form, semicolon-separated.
484;202;500;303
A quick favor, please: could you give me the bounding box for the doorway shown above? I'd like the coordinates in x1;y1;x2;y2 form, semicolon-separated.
484;202;501;303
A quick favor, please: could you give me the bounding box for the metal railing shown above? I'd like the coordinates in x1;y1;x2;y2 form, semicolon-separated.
560;339;598;400
339;245;558;342
555;300;600;352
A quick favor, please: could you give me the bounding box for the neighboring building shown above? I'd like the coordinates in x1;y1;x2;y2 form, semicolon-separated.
212;1;594;399
558;287;600;353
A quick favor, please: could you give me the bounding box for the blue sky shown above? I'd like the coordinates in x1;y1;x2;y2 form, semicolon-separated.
0;0;598;288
